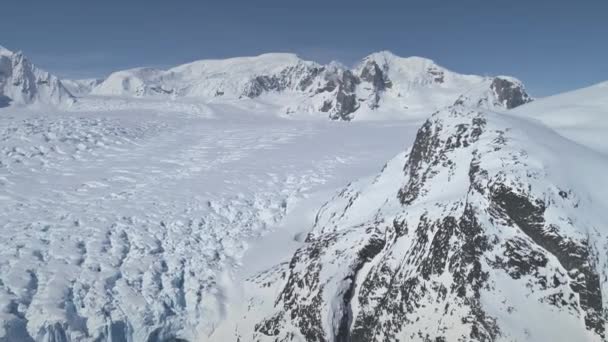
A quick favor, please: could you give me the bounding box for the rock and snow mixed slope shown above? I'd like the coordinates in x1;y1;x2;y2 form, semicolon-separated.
0;45;74;108
88;51;531;120
212;104;608;342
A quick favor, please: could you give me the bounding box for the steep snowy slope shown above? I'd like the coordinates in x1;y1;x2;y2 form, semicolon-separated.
0;45;74;107
90;51;531;120
510;81;608;154
213;105;608;341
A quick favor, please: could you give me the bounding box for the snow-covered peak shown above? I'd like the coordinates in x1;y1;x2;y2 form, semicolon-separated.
361;50;436;69
453;75;532;110
356;51;443;85
92;52;322;99
0;44;12;56
346;51;530;119
221;103;608;341
0;45;74;107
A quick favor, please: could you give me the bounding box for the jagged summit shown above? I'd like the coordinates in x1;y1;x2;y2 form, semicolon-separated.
0;46;74;108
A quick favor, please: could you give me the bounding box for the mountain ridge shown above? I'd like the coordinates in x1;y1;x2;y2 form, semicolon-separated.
210;103;608;341
0;44;533;119
84;50;533;120
0;45;74;108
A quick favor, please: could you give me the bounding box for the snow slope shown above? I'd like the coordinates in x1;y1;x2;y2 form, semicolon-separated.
510;81;608;154
88;51;531;120
0;45;74;108
211;104;608;342
92;53;310;98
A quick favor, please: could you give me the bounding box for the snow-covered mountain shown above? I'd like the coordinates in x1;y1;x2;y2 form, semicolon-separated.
344;52;531;119
89;51;532;120
0;45;74;108
212;102;608;341
0;44;532;119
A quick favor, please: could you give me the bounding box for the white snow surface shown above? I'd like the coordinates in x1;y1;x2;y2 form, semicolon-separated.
510;80;608;154
0;102;418;341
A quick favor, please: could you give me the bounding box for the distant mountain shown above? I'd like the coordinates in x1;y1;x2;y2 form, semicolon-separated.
0;44;532;118
0;45;74;108
212;102;608;341
89;51;532;120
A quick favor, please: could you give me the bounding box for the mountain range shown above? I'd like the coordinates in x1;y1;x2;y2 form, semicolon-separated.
0;46;532;119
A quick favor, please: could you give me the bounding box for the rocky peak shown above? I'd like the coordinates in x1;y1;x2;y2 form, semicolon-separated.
454;76;532;110
357;57;392;110
0;46;74;107
328;69;361;121
225;105;608;341
490;76;532;109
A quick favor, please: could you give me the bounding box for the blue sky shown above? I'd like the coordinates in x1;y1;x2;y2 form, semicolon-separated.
1;0;607;96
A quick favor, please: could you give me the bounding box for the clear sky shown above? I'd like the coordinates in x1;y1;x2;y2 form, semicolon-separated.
1;0;606;97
